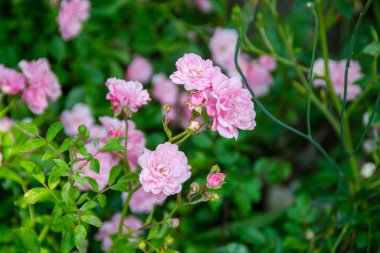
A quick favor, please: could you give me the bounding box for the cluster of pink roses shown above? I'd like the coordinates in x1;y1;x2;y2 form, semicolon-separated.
313;58;363;101
209;28;277;97
0;58;62;114
57;0;90;40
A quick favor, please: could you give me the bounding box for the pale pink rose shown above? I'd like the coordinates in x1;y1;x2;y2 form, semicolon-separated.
205;77;256;139
73;143;119;191
195;0;212;13
152;73;179;105
19;58;61;101
209;28;238;71
0;117;15;132
0;65;26;95
189;91;205;107
126;55;153;83
258;55;277;71
122;188;165;214
57;0;90;40
170;53;221;91
105;78;150;115
60;103;94;136
95;214;142;252
22;86;49;115
206;172;225;188
244;63;274;97
139;142;191;198
88;125;108;140
99;117;145;171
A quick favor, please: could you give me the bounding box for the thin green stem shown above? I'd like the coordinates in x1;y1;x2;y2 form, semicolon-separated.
331;224;349;252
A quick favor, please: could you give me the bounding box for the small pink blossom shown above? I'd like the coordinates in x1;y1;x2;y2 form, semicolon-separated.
22;86;49;115
108;129;123;138
258;55;277;71
57;0;90;40
0;117;15;133
189;91;205;107
96;214;142;252
244;63;274;97
122;188;165;214
209;28;238;71
195;0;212;13
19;58;62;101
126;55;153;83
170;53;221;91
205;77;256;139
139;142;191;198
60;103;94;137
0;65;25;95
152;73;179;105
73;143;119;191
206;172;225;188
105;78;150;115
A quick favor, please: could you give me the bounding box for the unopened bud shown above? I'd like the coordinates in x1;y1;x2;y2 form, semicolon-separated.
306;2;314;9
164;235;174;245
78;124;88;135
138;241;146;250
210;193;219;202
190;182;200;194
360;162;376;178
189;91;205;107
202;192;211;201
169;218;180;228
206;172;225;189
210;165;220;173
163;104;171;113
188;121;200;132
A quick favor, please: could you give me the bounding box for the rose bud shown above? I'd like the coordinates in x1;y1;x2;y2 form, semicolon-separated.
190;182;200;193
189;91;205;107
206;172;225;189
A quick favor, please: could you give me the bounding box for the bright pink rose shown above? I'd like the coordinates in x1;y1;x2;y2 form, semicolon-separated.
244;63;274;97
258;55;277;71
312;58;363;101
0;65;25;95
99;117;145;171
139;142;191;197
60;103;94;136
73;143;118;191
19;58;61;101
122;188;165;214
95;214;142;252
205;77;256;139
170;53;221;91
0;117;15;132
195;0;212;13
152;73;179;105
57;0;90;40
209;28;238;71
189;91;205;107
206;172;225;188
105;78;150;115
126;55;153;83
22;86;49;115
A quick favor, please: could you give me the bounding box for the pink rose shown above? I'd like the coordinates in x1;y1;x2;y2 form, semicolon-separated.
209;28;238;71
189;91;205;107
195;0;212;13
258;55;277;71
87;125;108;140
73;143;119;191
170;53;221;91
96;214;142;252
244;63;274;97
105;78;150;115
152;73;179;105
60;103;94;136
205;76;256;139
0;65;25;95
19;58;62;101
57;0;90;40
206;172;225;188
126;55;153;83
122;188;165;214
99;117;145;171
0;117;15;132
139;142;191;197
22;86;49;115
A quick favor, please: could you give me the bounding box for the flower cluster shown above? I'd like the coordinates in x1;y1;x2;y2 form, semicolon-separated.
0;59;62;114
312;58;363;101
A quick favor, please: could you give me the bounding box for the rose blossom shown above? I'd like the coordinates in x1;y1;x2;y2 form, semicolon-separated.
0;117;15;132
57;0;90;40
195;0;212;13
206;172;225;188
189;91;205;107
99;117;145;171
205;76;256;139
209;28;238;71
122;188;165;214
0;65;25;95
73;143;118;191
22;86;49;115
152;73;179;105
126;55;153;83
95;214;142;252
60;103;94;136
139;142;191;198
105;78;150;115
170;53;221;91
258;55;277;71
244;62;274;97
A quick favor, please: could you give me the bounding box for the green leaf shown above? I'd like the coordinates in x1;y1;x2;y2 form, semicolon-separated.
109;165;122;185
0;168;23;184
74;225;87;253
20;161;37;173
21;139;46;152
14;228;41;253
90;158;100;174
85;177;99;192
17;122;38;136
62;182;74;205
53;159;69;169
111;174;138;192
214;242;249;253
48;175;60;190
79;201;98;211
97;194;106;208
80;214;102;227
24;188;51;204
42;151;58;161
33;170;45;185
46;122;63;142
115;239;136;253
147;224;159;240
363;42;380;56
61;228;75;253
101;137;125;152
78;193;89;205
60;138;75;152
